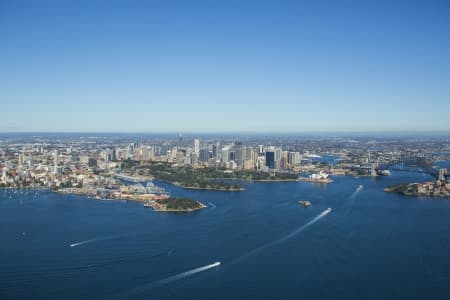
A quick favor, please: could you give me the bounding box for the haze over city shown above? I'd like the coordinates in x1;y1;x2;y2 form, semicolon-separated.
2;0;450;132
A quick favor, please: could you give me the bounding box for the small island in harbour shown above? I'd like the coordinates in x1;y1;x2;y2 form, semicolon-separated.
298;200;311;207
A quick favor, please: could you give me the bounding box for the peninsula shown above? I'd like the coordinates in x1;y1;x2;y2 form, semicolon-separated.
384;168;449;198
131;161;298;191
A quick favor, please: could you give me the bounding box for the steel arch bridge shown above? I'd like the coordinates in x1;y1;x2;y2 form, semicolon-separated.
377;157;438;178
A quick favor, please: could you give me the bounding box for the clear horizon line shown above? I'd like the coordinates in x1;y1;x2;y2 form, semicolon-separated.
1;130;450;135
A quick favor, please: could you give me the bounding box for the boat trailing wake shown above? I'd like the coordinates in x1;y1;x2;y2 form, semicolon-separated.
208;202;216;209
69;236;119;248
346;186;363;214
272;208;331;246
150;261;221;287
115;262;221;299
234;208;332;262
349;187;362;199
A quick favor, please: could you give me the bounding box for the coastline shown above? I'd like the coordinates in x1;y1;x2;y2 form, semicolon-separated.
56;189;208;212
297;177;333;183
384;182;450;199
248;179;298;182
180;185;245;191
152;202;208;212
2;186;209;212
156;179;246;191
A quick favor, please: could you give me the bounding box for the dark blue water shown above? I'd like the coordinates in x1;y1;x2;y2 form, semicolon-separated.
1;171;450;300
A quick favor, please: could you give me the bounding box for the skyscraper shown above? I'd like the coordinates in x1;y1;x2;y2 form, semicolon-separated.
178;132;183;146
199;148;209;163
265;151;275;169
194;139;200;154
233;142;243;166
265;146;282;170
212;142;220;159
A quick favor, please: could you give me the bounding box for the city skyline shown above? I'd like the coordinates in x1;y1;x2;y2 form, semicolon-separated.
2;0;450;132
2;2;450;299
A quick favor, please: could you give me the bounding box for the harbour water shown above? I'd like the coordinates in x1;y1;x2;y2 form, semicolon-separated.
1;170;450;299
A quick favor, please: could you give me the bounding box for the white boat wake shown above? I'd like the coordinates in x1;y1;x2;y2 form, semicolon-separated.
115;262;221;299
346;186;363;214
235;208;332;262
69;236;118;248
272;208;331;246
349;187;362;199
152;261;221;287
208;202;216;209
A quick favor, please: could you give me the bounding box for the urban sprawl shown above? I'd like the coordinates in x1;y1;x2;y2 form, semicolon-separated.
1;134;449;209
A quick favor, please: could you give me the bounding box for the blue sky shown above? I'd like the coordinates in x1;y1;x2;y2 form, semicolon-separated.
1;0;449;132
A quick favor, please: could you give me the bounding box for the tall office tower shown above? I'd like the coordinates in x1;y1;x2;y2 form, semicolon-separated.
194;139;200;154
103;151;110;162
171;147;178;161
221;147;230;163
161;144;168;156
265;146;282;170
199;148;209;163
274;147;282;169
212;142;220;158
149;147;155;161
265;151;275;169
243;147;255;170
244;147;254;161
288;152;302;166
139;146;149;161
111;147;117;161
191;153;199;166
233;142;243;166
178;132;183;146
282;151;289;169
